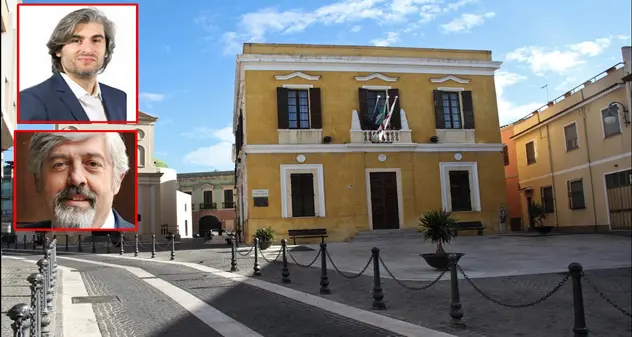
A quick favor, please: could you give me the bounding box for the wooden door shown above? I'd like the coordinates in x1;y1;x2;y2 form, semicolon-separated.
370;172;399;230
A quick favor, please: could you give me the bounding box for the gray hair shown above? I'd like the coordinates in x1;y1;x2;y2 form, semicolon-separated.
47;7;117;74
28;132;129;190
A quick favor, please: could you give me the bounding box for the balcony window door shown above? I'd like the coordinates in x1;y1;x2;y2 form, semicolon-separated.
358;88;401;131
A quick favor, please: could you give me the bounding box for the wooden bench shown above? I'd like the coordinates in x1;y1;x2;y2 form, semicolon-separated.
449;221;484;236
288;228;328;245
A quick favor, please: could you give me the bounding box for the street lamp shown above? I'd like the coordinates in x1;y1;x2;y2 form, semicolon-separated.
604;102;629;125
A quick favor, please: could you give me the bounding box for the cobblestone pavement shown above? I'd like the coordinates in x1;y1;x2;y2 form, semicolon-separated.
58;254;408;337
50;258;223;337
1;256;62;337
69;250;632;337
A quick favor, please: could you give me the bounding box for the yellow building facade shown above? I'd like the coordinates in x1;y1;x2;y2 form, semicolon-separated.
510;46;632;232
233;43;508;243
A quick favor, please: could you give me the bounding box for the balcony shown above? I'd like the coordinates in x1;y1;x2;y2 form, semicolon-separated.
199;203;217;210
349;109;412;143
222;202;235;209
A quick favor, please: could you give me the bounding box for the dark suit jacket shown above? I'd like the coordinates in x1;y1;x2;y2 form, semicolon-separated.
19;209;134;230
19;73;127;122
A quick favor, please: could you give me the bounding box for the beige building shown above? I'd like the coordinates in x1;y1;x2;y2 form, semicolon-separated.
507;46;631;232
177;171;237;236
1;0;19;154
55;112;193;239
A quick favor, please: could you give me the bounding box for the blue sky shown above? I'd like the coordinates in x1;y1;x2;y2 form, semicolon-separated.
14;0;632;174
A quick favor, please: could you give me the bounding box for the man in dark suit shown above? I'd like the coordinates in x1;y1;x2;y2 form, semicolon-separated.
19;7;127;122
22;131;134;229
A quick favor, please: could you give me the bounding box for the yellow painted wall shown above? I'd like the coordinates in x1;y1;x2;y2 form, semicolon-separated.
244;70;501;145
512;72;631;230
242;43;493;61
243;151;507;243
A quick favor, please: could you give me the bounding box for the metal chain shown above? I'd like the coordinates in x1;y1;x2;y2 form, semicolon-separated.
154;242;169;251
236;246;255;257
458;265;569;308
258;248;283;263
379;256;448;290
287;248;321;268
582;273;632;317
327;250;373;279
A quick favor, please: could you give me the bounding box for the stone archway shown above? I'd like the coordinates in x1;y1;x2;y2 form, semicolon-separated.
199;215;222;237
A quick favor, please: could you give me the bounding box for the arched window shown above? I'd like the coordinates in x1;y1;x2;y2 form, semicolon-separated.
138;145;146;167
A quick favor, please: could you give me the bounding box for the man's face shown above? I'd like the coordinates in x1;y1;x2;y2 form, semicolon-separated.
39;135;121;228
56;22;107;78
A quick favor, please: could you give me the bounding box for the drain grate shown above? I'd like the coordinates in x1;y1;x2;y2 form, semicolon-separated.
140;276;159;279
72;296;120;304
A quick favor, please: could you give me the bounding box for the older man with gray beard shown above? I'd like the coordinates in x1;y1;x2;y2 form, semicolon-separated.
21;131;134;229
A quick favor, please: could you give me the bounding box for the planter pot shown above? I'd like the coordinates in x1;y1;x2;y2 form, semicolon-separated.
535;226;554;235
420;252;465;270
258;240;273;251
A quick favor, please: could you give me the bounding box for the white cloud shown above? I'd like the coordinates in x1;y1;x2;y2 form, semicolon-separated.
182;126;235;170
440;12;495;33
506;36;613;75
181;126;234;140
370;32;400;46
554;76;577;92
183;142;234;170
217;0;476;54
140;92;165;102
350;25;362;32
495;70;542;126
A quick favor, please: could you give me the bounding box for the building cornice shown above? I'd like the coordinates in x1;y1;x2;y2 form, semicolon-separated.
243;143;503;154
237;54;502;76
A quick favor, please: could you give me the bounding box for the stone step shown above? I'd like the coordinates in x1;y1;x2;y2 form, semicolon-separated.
352;228;422;241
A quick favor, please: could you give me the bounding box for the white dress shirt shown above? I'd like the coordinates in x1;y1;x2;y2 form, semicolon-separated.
99;210;116;229
60;72;108;121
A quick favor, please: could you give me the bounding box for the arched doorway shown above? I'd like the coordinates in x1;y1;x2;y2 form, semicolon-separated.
199;215;222;237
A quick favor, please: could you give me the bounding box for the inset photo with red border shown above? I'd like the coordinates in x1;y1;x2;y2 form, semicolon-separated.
13;129;138;232
17;3;139;124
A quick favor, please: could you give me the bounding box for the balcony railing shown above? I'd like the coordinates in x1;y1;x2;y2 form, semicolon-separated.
349;109;412;143
199;203;217;210
359;130;403;143
223;202;235;209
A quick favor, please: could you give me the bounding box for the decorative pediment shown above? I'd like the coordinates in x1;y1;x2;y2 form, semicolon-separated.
274;72;321;81
430;75;471;84
354;73;399;82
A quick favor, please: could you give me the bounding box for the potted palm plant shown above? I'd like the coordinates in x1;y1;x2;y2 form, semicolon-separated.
528;201;553;234
418;209;464;270
254;227;275;250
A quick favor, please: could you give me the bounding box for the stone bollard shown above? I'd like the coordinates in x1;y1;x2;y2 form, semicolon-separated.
448;254;465;328
43;237;49;254
27;273;43;337
77;235;83;252
253;238;261;276
134;234;139;257
7;303;32;337
36;260;51;336
230;235;239;272
120;234;125;255
371;247;385;310
281;239;291;284
319;242;330;294
47;249;56;288
151;234;156;259
569;263;589;337
106;234;111;254
170;234;175;261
